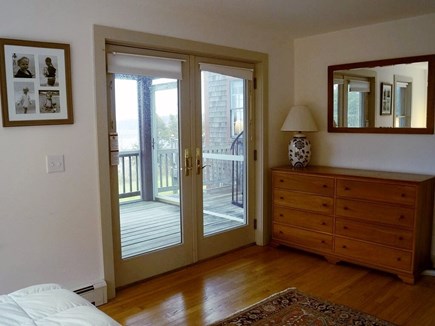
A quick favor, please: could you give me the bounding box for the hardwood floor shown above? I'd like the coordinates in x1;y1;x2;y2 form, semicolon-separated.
100;245;435;325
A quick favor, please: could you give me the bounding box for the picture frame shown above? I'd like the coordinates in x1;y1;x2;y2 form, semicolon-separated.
0;38;73;127
380;82;392;115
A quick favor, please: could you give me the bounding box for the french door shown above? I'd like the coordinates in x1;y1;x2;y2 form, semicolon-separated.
196;59;255;259
107;46;255;287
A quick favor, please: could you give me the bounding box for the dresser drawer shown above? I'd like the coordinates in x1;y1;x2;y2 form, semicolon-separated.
273;189;334;215
336;198;414;228
337;179;416;206
273;206;333;233
273;223;333;253
272;172;334;196
335;237;412;271
336;218;413;250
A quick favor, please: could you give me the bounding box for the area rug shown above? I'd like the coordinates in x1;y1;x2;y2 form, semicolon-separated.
209;287;395;326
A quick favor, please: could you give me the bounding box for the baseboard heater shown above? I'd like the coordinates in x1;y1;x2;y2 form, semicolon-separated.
73;280;107;306
422;270;435;277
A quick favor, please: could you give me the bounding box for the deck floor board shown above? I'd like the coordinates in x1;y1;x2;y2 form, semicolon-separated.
120;194;244;258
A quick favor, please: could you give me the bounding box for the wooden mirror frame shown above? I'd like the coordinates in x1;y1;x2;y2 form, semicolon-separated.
328;54;435;134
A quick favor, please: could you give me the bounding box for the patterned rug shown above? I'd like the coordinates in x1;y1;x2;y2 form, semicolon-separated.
209;288;396;325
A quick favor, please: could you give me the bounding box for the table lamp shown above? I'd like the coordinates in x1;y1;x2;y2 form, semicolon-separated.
280;105;318;168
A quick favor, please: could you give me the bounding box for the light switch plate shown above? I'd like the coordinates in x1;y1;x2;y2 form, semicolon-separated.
46;155;65;173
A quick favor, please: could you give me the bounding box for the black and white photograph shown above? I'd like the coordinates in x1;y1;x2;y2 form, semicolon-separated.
14;81;35;114
0;38;73;126
39;55;58;86
13;53;35;78
39;90;60;113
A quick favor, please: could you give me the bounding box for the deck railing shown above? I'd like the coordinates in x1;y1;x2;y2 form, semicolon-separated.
231;132;244;207
118;146;244;200
118;151;141;199
156;149;179;193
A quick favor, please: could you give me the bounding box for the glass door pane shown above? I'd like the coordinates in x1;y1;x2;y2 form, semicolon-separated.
200;70;247;237
114;74;182;259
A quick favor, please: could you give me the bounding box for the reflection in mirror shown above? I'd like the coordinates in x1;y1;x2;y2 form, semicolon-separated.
333;70;375;127
394;74;413;127
328;55;435;134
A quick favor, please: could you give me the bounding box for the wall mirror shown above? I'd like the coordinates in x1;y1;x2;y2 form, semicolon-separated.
328;54;435;134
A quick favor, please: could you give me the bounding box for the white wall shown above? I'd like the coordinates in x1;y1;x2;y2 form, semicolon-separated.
294;13;435;262
0;0;293;294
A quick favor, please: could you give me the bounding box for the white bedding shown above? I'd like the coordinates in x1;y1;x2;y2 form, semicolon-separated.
0;283;121;326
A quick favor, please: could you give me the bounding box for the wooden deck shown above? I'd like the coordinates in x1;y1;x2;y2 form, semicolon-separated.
120;193;244;259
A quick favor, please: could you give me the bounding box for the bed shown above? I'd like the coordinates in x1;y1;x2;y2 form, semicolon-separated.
0;283;121;325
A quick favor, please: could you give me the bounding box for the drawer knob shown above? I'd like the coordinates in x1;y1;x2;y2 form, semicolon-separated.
398;236;404;240
322;203;328;207
322;184;328;188
280;197;284;200
321;222;326;225
397;257;402;262
344;187;350;191
399;215;405;220
342;245;347;249
401;193;406;197
279;214;284;217
343;206;349;210
279;179;284;183
343;226;348;230
321;240;325;244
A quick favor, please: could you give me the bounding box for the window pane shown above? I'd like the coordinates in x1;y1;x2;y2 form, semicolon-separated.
201;70;247;237
115;74;182;259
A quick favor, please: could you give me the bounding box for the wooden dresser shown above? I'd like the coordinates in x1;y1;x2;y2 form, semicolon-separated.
271;166;435;283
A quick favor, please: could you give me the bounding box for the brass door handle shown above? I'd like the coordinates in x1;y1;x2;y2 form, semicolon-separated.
184;149;192;176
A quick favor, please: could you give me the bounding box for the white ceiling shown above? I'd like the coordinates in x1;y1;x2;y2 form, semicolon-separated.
163;0;435;38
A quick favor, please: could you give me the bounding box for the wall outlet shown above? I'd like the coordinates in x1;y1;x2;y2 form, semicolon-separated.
46;155;65;173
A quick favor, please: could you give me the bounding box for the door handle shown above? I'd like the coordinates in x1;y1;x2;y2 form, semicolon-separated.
196;148;202;175
195;148;211;174
184;148;192;176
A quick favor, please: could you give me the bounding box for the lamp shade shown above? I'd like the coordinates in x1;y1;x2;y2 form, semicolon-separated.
281;105;318;132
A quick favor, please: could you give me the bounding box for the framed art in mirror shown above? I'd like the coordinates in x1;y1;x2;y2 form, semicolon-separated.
380;82;392;116
0;38;73;127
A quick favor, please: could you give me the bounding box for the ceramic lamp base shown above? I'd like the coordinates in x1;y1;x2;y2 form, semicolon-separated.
288;134;311;168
